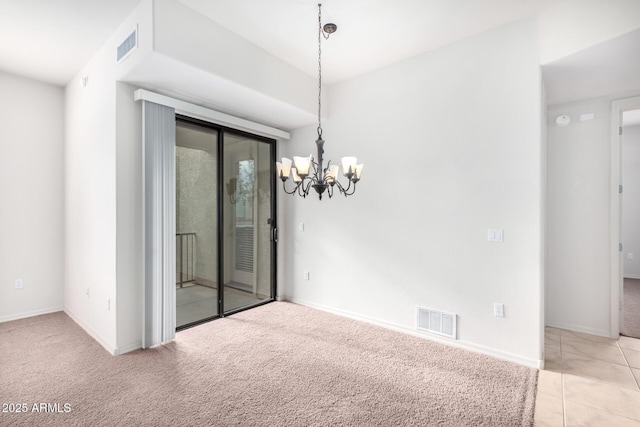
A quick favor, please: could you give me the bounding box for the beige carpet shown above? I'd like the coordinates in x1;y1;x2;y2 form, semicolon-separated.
0;302;537;426
624;278;640;339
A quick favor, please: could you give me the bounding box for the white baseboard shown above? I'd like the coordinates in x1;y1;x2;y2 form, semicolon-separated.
284;296;543;369
545;321;612;339
0;306;64;323
116;341;142;355
64;307;118;355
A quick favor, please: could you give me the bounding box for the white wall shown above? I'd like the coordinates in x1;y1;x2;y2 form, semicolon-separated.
546;98;611;335
0;71;64;322
281;20;543;367
64;38;118;351
64;1;148;354
623;125;640;278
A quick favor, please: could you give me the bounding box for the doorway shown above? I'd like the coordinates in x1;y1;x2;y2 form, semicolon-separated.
621;108;640;338
611;97;640;338
175;116;276;329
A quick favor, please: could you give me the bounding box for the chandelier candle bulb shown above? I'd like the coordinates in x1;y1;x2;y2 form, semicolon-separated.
293;155;312;177
280;157;292;178
341;157;357;177
291;168;302;183
326;164;339;183
354;164;364;181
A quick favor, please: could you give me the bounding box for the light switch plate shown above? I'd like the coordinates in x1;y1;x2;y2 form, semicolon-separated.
488;228;504;242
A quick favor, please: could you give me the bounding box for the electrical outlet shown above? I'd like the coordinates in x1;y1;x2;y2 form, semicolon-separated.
494;303;504;317
304;271;310;280
15;279;23;289
299;222;305;232
628;253;634;260
107;298;111;311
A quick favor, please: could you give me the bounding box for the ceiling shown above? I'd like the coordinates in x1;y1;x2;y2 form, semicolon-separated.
177;0;559;84
2;0;639;110
542;27;640;106
0;0;141;85
1;0;559;86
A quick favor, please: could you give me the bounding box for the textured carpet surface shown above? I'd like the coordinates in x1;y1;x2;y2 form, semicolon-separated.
624;278;640;339
0;302;537;426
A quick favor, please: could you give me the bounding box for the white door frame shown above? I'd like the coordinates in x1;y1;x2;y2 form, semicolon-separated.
610;96;640;338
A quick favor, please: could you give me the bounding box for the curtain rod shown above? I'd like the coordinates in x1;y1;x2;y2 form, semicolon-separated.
134;89;290;141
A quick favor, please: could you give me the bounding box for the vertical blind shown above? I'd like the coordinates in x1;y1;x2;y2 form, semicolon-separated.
142;100;176;348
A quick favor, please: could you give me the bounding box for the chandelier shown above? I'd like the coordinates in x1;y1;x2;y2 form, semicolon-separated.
276;3;363;200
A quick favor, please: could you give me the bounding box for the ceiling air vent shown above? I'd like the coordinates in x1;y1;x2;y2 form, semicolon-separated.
417;306;457;339
117;26;138;63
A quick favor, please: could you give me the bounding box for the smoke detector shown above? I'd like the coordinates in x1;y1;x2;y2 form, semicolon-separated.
555;115;570;127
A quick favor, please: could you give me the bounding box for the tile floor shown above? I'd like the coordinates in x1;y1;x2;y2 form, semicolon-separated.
535;327;640;426
176;284;266;327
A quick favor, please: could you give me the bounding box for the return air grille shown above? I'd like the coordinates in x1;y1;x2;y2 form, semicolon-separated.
117;26;138;63
417;307;457;339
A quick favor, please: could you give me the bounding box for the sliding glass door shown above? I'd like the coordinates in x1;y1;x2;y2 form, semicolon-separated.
222;134;274;313
175;116;276;329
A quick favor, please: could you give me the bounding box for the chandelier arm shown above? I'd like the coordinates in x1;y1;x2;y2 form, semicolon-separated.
335;178;350;195
342;180;357;196
295;178;310;198
303;179;315;197
282;180;301;195
327;183;334;198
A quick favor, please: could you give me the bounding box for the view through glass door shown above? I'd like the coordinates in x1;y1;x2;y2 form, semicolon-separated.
175;117;275;329
223;133;274;313
175;120;219;327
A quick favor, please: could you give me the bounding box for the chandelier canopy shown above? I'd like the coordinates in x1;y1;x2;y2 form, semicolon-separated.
276;3;363;200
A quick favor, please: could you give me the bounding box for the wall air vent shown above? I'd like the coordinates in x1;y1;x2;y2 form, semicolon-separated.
417;306;457;339
117;26;138;63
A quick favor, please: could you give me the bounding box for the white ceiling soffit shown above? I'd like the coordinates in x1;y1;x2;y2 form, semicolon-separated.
543;28;640;106
624;109;640;128
124;53;316;130
177;0;558;84
0;0;140;86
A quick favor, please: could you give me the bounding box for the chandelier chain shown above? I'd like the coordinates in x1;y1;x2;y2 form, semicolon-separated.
317;4;323;136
